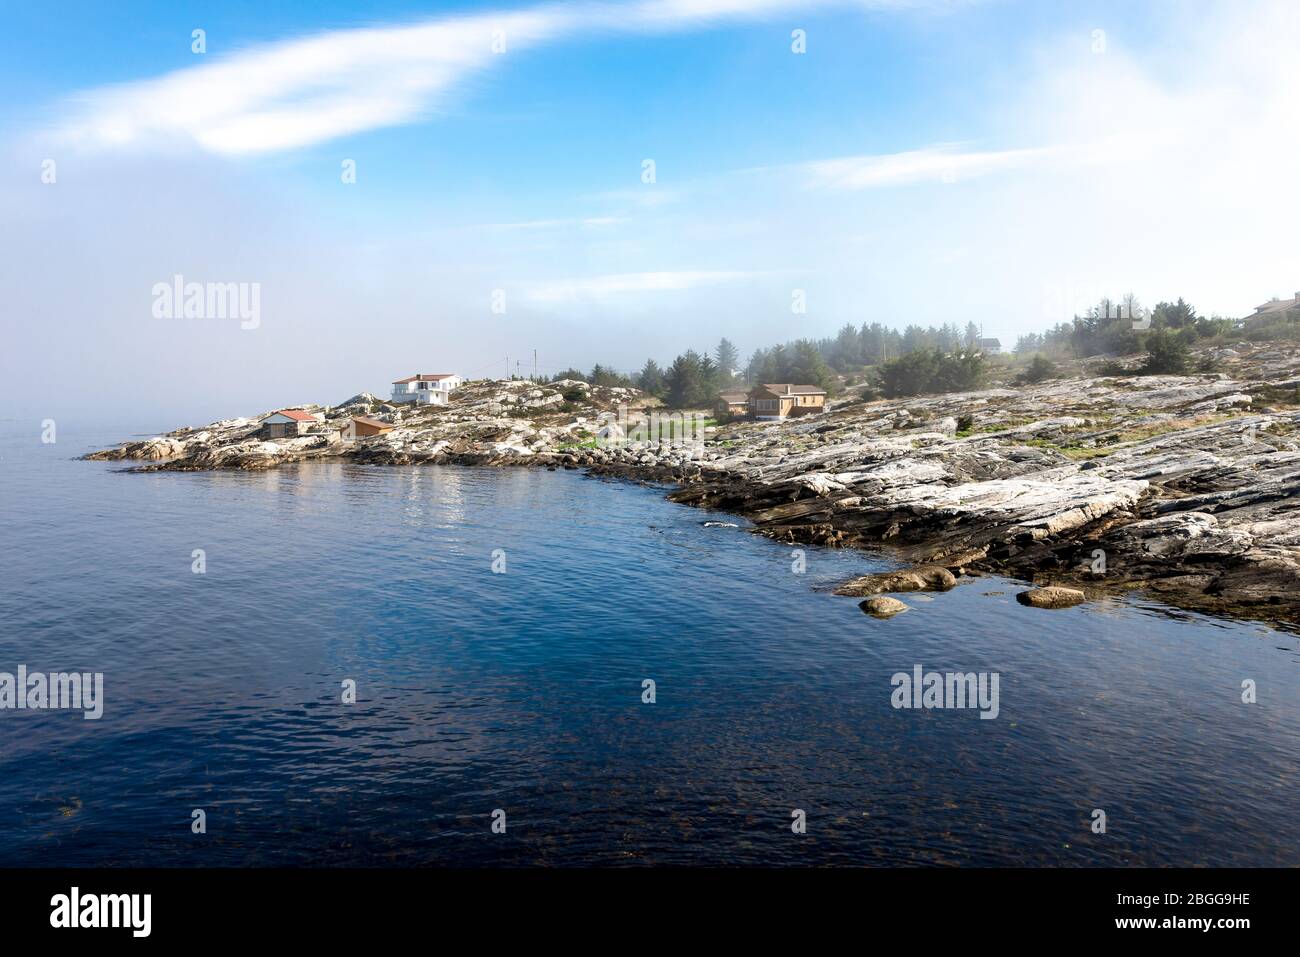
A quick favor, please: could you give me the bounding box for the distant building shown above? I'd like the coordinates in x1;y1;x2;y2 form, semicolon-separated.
261;409;322;439
1252;292;1300;316
977;337;1002;354
391;373;463;405
749;384;827;420
341;416;396;441
716;390;750;417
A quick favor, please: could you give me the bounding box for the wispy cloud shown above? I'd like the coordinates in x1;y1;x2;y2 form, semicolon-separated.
800;143;1063;189
524;269;758;302
54;0;931;157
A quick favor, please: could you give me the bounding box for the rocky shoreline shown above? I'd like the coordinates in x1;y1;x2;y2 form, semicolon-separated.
85;345;1300;628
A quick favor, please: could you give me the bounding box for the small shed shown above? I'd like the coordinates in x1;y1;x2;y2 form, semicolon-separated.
261;409;322;439
341;416;396;441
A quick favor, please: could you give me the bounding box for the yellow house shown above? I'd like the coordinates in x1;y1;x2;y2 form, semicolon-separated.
748;384;827;420
716;390;750;417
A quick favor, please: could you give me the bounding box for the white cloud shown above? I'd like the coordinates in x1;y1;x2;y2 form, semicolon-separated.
801;143;1063;189
60;9;567;156
53;0;930;157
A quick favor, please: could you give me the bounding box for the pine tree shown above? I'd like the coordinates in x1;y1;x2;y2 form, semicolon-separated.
699;353;720;402
665;350;705;407
1140;328;1190;374
715;338;739;379
789;339;835;393
636;359;665;396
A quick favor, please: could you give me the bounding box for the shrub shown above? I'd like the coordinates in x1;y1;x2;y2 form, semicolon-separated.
1140;329;1191;374
876;349;987;398
1017;354;1057;384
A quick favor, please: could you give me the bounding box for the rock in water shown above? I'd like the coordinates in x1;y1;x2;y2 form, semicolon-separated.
916;566;958;591
1016;586;1086;609
835;566;957;597
860;597;908;618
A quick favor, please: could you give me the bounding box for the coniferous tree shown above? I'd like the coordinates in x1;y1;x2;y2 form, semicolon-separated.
699;353;721;401
665;350;707;407
636;359;665;396
787;339;836;393
714;338;740;379
1140;328;1190;374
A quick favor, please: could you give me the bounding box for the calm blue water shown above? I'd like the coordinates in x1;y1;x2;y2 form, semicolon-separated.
1;425;1298;867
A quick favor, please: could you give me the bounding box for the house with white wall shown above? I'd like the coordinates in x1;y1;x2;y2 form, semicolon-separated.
391;373;463;405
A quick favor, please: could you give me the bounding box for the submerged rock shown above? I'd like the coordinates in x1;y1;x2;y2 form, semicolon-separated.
835;566;957;597
1016;586;1086;609
860;596;909;618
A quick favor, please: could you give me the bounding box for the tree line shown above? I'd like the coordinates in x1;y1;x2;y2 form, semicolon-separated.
541;292;1297;405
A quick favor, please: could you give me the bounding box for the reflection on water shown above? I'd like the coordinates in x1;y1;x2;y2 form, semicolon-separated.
0;431;1297;867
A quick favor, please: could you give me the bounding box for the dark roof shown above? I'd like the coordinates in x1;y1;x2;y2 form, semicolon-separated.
754;383;827;396
1253;296;1299;314
351;416;393;429
718;390;749;403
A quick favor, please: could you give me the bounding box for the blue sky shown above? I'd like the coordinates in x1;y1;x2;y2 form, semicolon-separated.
4;0;1299;425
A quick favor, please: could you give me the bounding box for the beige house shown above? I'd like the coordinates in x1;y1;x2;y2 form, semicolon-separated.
716;390;750;417
1253;292;1300;316
748;384;827;420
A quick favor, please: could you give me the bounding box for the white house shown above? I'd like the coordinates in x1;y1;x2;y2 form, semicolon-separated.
391;373;463;405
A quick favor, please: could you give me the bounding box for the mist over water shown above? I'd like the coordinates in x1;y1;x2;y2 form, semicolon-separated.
1;428;1297;866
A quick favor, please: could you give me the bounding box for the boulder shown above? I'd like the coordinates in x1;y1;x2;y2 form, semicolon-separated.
835;565;957;597
1016;586;1086;609
860;596;908;618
